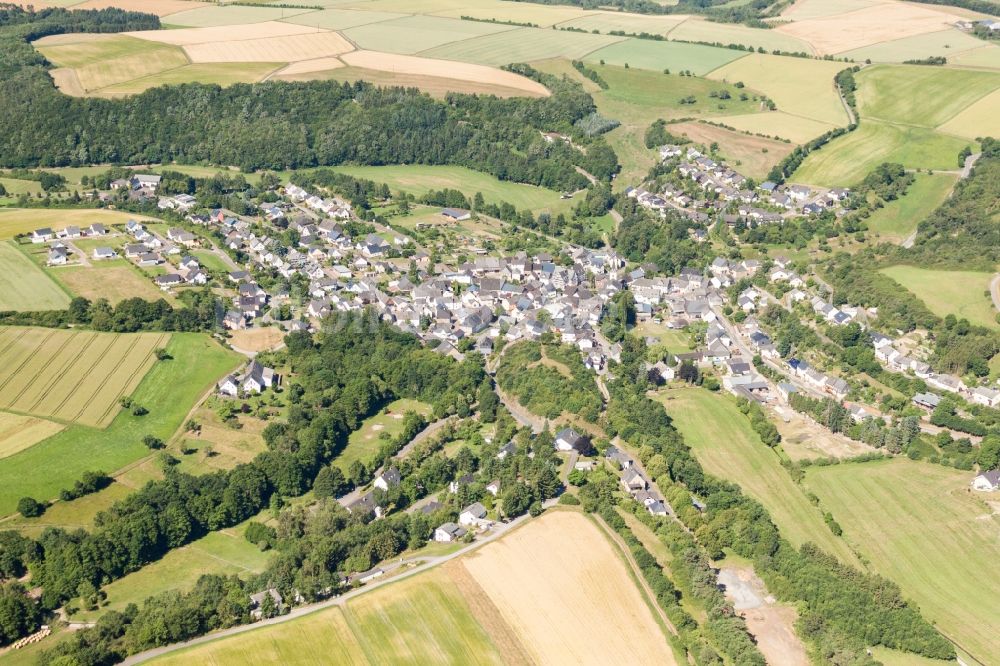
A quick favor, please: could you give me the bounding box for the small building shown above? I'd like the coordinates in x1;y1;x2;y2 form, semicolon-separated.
243;361;280;394
554;427;592;454
249;588;283;619
92;246;117;260
621;469;647;492
31;228;54;243
47;246;68;265
373;466;401;492
434;522;468;542
459;502;488;527
441;208;471;222
972;470;1000;492
485;480;501;496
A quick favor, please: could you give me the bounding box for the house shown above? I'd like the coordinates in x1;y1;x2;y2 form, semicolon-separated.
441;208;471;222
972;470;1000;492
92;246;116;260
47;246;68;265
87;223;107;236
486;480;501;496
31;228;54;243
373;466;401;491
971;386;1000;408
217;374;240;397
434;522;468;542
133;174;162;191
249;588;283;619
621;469;647;492
459;502;488;526
154;273;184;290
554;427;592;454
912;392;941;411
58;225;81;239
646;500;669;516
605;445;633;470
243;361;280;394
496;441;516;460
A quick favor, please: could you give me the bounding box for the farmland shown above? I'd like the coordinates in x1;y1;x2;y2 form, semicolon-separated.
865;173;957;242
880;266;997;328
707;111;836;144
344;15;513;55
656;387;860;565
0;333;240;515
422;27;622;67
50;263;170;304
99;62;282;96
0;327;168;428
668;17;814;54
0;412;64;460
939;87;1000;140
334;398;433;472
582;39;746;77
805;459;1000;662
665;121;794;180
0;241;71;311
840;29;990;65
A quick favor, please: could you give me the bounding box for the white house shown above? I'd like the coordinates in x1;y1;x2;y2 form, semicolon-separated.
373;466;401;492
554;427;590;453
459;502;488;527
972;470;1000;492
92;246;117;260
434;522;467;542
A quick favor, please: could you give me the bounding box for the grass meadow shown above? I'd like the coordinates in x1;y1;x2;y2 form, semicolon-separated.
665;121;794;179
879;265;996;328
421;27;622;66
865;173;957;242
656;387;860;565
99;62;282;96
344;15;514;55
668;17;815;54
0;241;71;311
839;29;990;64
711;110;836;144
334;398;432;472
583;39;745;76
0;208;143;239
36;34;189;94
51;263;169;304
805;459;1000;662
938;87;1000;140
0;333;241;515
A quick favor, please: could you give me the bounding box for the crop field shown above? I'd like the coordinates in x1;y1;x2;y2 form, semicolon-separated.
329;164;572;215
791;121;970;188
421;27;623;67
880;266;996;328
582;39;746;77
0;241;71;311
165;4;315;27
950;44;1000;69
344;0;590;26
462;510;677;665
707;54;849;126
344;15;514;55
99;62;282;95
555;11;685;37
0;208;143;239
656;387;859;565
805;459;1000;662
280;8;407;30
71;0;205;15
856;64;1000;129
669;17;815;54
667;121;794;179
184;32;352;63
708;112;832;150
128;22;323;46
51;263;172;303
865;173;957;242
335;398;432;471
774;2;966;55
0;327;168;428
780;0;882;21
0;334;240;515
0;412;65;460
839;29;990;64
938;87;1000;140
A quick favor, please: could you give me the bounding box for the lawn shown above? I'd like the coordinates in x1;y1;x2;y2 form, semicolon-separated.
0;208;145;239
865;173;957;242
880;265;997;328
805;459;1000;663
0;241;71;311
334;398;433;472
421;26;624;66
633;321;694;355
791;120;972;188
655;387;859;565
707;53;850;126
344;14;514;55
51;263;169;304
190;249;231;272
0;327;169;427
583;39;747;76
151;567;501;665
0;333;241;515
856;64;1000;129
328;164;574;216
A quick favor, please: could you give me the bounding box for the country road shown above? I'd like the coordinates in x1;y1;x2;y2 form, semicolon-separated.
990;274;1000;315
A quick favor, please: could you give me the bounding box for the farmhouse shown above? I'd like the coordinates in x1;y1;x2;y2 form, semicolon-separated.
972;470;1000;492
249;588;283;619
434;522;468;542
459;502;488;527
243;361;280;394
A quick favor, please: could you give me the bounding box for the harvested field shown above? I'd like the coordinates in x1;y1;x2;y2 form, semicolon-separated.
582;38;746;76
839;28;989;63
339;51;549;96
0;412;64;460
229;327;285;353
708;53;849;126
35;34;188;93
938;86;1000;139
183;31;352;63
343;0;590;26
278;64;544;98
280;8;406;30
421;27;624;67
0;242;71;311
51;264;166;304
857;64;1000;128
709;110;833;144
270;57;344;76
805;459;1000;662
670;17;815;54
0;327;168;428
950;44;1000;69
554;11;687;37
774;407;874;461
164;4;315;27
792;120;971;187
667;121;794;179
774;2;963;55
70;0;208;15
127;22;322;46
462;510;677;665
0;208;144;239
780;0;881;21
99;62;282;95
344;15;514;55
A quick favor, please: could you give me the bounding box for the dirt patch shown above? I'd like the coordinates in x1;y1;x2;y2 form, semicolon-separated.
228;327;284;353
774;408;874;461
718;566;809;666
48;67;85;96
444;560;533;665
775;2;964;54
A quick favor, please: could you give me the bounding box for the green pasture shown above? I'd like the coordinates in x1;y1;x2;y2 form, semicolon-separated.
879;265;997;328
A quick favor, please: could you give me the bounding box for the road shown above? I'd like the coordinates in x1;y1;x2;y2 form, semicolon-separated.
121;507;548;665
990;274;1000;316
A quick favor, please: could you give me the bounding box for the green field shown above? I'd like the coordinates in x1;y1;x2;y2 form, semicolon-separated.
335;398;433;472
0;208;145;239
880;265;997;328
0;241;71;311
0;333;241;515
344;15;514;54
710;110;836;144
190;249;232;272
0;177;43;203
328;164;574;215
707;53;849;127
805;459;1000;662
939;87;1000;140
36;34;189;94
5;480;133;537
99;62;283;96
151;567;503;665
857;64;1000;129
421;26;622;66
792;120;971;187
950;44;1000;69
865;173;957;242
669;17;814;54
656;387;860;565
280;8;407;29
839;29;990;64
583;39;746;77
165;4;316;26
349;0;590;26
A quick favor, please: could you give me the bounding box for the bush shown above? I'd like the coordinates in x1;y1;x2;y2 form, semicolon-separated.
558;493;580;505
17;497;44;518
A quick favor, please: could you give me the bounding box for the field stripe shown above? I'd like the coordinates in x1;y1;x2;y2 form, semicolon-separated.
46;333;121;420
21;331;103;414
87;332;169;427
0;328;57;400
67;333;144;426
9;331;96;414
